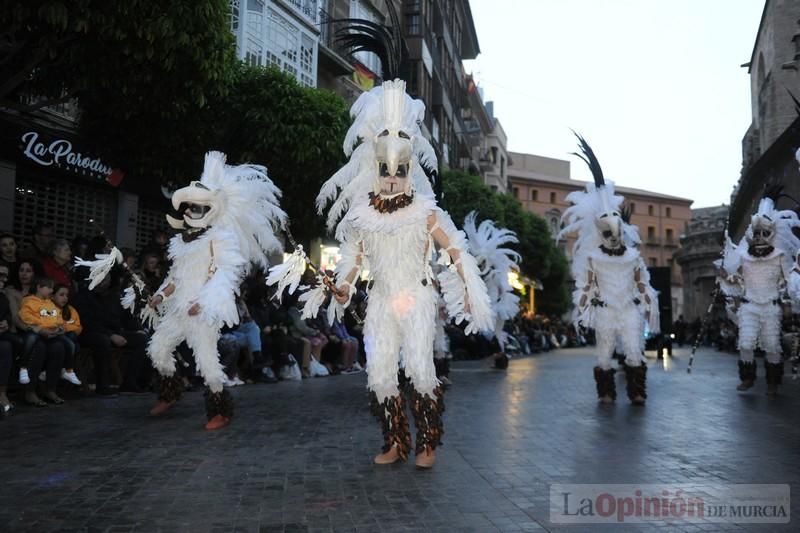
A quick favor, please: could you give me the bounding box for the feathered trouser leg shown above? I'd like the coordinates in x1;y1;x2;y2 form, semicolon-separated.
204;388;234;421
369;392;411;460
623;362;647;400
410;385;445;453
738;360;757;382
157;374;183;404
765;360;784;386
594;367;617;400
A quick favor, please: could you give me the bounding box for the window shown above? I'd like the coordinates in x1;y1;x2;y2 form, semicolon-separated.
648;205;654;216
350;1;381;76
490;185;498;192
512;187;519;199
405;13;421;34
232;3;318;87
532;189;538;201
550;192;556;204
665;228;674;243
629;202;635;214
500;155;506;178
666;206;671;218
647;226;655;240
649;257;657;267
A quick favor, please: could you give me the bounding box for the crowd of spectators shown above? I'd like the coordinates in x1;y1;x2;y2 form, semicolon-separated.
0;223;591;419
0;225;374;416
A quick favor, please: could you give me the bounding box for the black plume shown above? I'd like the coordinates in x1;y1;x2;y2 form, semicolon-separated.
334;1;407;80
763;183;783;203
620;203;633;224
571;130;605;189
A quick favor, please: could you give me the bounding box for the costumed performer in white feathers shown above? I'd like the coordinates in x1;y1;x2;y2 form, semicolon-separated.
558;134;659;405
269;85;493;470
719;186;798;396
79;151;286;429
463;211;521;370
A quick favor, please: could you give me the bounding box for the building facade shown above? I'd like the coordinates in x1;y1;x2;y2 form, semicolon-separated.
730;0;800;238
229;0;321;87
507;151;693;320
0;103;168;251
674;205;729;322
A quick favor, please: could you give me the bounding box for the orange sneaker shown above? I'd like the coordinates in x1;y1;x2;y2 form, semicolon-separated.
149;400;175;416
205;414;231;430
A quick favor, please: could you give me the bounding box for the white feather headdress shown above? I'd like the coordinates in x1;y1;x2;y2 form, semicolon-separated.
192;151;288;272
315;79;437;237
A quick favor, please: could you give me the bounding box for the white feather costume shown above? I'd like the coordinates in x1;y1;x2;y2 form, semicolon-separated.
558;180;658;369
463;211;521;350
718;197;797;366
310;80;494;404
148;151;286;393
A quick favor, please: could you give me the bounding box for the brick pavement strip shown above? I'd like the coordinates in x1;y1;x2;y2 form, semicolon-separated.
1;347;800;532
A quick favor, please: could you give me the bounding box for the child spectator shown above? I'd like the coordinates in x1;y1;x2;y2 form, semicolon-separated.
18;276;66;405
52;284;82;385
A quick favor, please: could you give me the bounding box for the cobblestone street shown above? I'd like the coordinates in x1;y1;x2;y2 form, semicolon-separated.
3;346;800;532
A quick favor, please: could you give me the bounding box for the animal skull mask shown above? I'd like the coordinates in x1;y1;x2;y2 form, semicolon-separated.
165;154;229;230
373;81;414;196
746;213;775;249
595;209;623;249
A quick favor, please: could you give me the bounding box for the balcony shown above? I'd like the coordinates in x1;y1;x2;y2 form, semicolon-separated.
283;0;318;25
317;7;356;77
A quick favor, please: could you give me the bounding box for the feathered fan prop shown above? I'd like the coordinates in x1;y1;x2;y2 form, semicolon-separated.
334;0;408;81
74;230;161;328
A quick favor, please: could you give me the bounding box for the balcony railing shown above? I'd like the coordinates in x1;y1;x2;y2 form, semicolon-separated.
285;0;318;25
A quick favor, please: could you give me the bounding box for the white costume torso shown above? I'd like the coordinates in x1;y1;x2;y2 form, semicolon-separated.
586;247;649;367
342;195;436;295
588;248;641;311
737;249;788;359
740;250;786;304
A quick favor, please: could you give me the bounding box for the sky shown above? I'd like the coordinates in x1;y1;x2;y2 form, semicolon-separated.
463;0;766;208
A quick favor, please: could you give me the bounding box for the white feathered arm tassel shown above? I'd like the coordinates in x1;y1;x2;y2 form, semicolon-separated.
74;247;124;290
195;231;245;328
121;278;162;329
433;210;494;335
637;259;660;334
266;246;308;301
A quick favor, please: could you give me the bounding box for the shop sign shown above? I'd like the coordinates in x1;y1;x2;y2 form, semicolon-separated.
20;130;124;186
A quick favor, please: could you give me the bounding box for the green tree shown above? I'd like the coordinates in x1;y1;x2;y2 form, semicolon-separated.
2;1;233;114
440;169;570;314
213;64;350;245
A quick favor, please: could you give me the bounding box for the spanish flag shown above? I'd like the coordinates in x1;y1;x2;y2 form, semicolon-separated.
353;62;376;91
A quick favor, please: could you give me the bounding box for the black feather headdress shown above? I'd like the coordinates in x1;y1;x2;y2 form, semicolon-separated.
571;130;605;189
334;1;408;81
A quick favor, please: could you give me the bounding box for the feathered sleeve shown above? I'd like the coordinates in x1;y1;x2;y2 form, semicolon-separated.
195;232;246;328
431;209;494;335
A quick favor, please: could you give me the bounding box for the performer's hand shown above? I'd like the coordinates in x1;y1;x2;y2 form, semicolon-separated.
149;295;163;308
464;298;471;314
334;288;349;305
188;302;201;316
110;334;127;348
0;320;7;333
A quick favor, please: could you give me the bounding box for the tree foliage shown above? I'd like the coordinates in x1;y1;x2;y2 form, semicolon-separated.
212;64;350;245
440;169;570;315
1;1;233;114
